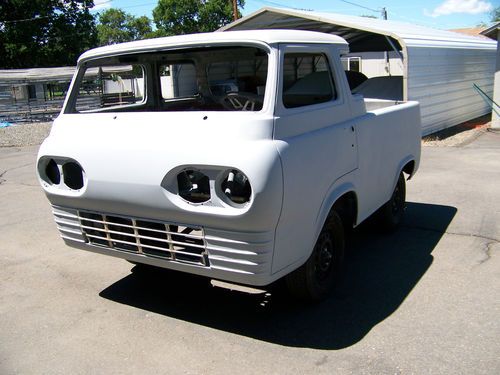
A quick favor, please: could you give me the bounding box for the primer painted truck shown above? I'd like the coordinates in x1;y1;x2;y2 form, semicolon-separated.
37;30;421;301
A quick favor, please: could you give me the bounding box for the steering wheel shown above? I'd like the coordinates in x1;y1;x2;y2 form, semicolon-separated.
221;92;263;111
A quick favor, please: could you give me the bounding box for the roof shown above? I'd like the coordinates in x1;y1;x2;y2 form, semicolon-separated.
449;27;489;39
220;7;497;52
79;30;348;62
0;66;76;85
480;22;500;40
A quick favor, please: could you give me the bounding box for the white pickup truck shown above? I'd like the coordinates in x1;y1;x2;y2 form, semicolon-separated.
37;30;421;301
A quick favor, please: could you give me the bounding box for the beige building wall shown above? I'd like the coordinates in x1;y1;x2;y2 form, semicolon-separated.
343;52;404;78
493;33;500;128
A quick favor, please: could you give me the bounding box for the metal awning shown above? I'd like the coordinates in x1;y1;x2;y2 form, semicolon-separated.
220;7;496;53
480;22;500;40
0;66;76;86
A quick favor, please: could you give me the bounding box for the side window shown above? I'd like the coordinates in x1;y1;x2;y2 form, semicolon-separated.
282;53;337;109
160;62;198;99
75;64;145;112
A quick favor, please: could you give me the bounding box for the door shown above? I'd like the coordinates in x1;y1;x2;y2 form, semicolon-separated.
272;43;358;272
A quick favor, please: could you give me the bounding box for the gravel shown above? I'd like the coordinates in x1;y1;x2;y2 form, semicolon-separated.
0;122;52;147
422;115;491;147
422;126;489;147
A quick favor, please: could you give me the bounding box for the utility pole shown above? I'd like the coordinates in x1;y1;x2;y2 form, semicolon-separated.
382;7;389;74
232;0;238;21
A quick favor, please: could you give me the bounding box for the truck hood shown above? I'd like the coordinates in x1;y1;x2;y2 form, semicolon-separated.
37;111;282;231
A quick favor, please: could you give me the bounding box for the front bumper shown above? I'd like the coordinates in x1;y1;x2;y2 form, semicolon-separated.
52;205;276;286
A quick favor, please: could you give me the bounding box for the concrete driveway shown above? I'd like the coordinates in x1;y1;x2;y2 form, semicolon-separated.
1;131;499;374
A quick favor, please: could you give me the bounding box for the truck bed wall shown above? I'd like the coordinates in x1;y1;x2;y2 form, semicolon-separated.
355;101;421;223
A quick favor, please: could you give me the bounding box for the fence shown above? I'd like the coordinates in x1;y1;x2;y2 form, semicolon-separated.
0;97;65;124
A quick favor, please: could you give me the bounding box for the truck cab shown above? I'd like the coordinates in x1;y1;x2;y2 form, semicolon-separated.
37;30;421;301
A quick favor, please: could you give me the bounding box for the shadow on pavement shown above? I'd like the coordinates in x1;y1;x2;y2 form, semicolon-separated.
99;202;456;349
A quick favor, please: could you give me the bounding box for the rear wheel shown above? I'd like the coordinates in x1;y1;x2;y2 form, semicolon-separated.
378;172;406;231
286;211;345;302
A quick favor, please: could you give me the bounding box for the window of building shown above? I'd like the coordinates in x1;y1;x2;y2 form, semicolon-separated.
341;56;362;72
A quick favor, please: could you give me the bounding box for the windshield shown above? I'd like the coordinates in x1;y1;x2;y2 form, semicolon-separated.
67;46;269;113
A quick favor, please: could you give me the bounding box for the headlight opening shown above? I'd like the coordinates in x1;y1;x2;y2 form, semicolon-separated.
177;169;211;203
221;169;252;205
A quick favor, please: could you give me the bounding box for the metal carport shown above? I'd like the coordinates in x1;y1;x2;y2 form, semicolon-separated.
220;7;497;135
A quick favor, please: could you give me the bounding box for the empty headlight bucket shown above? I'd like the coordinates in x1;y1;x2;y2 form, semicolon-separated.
62;162;85;190
177;169;211;203
220;169;252;205
44;158;61;185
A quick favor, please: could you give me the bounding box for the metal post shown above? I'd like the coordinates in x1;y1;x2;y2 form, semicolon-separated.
382;7;390;74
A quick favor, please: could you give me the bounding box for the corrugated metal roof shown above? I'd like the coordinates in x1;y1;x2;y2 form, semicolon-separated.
220;7;496;50
0;66;76;85
221;7;496;135
480;22;500;39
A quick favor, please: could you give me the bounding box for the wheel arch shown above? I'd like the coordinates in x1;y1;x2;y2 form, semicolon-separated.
315;182;358;246
399;155;418;179
389;156;417;197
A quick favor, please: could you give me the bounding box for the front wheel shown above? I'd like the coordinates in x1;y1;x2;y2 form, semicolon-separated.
285;211;345;302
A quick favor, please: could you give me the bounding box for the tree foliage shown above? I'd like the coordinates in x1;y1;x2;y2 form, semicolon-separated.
97;8;153;46
0;0;98;68
153;0;244;35
491;6;500;23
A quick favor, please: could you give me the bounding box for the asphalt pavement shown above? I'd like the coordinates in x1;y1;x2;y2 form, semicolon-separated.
1;130;499;374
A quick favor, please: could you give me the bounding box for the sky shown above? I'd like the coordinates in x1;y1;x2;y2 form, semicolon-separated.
91;0;500;30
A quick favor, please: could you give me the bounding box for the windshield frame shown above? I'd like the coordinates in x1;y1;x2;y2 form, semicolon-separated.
63;42;275;115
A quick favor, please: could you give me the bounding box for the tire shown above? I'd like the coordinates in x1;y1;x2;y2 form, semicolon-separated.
378;172;406;231
285;210;345;302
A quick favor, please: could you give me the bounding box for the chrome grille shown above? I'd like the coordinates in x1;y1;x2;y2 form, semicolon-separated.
77;210;208;266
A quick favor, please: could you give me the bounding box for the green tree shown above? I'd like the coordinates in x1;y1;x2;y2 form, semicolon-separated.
491;6;500;23
153;0;244;36
198;0;237;32
97;8;153;45
129;16;154;40
0;0;97;68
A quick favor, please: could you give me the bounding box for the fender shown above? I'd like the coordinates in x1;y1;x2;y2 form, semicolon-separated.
314;172;357;247
392;154;417;191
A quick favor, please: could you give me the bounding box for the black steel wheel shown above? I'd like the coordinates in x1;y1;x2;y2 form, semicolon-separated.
378;172;406;231
286;210;345;302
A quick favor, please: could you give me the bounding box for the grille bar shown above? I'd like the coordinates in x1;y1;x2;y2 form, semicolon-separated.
75;215;203;240
79;224;206;250
76;210;208;266
83;233;205;259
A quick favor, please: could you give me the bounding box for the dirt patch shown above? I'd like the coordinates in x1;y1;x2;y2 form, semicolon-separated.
422;115;491;147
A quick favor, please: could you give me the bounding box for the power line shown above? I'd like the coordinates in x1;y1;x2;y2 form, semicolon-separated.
0;0;113;24
338;0;379;14
249;0;307;11
1;15;51;24
0;0;157;24
106;1;158;11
